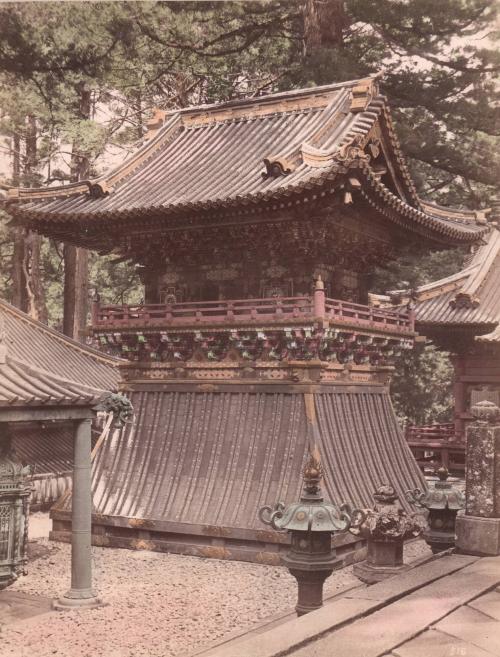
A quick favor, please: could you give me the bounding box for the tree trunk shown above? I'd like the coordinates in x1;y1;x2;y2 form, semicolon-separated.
302;0;346;56
22;114;48;323
10;131;29;312
63;83;91;342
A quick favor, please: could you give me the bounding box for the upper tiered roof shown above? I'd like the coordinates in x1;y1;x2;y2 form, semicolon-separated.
5;77;488;250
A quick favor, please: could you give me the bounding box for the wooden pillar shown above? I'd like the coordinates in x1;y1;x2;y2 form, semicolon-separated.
313;276;326;319
54;418;103;609
451;354;467;442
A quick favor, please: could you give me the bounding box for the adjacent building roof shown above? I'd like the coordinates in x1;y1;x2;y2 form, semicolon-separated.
0;353;105;407
0;298;121;391
11;423;73;475
413;227;500;342
5;77;488;249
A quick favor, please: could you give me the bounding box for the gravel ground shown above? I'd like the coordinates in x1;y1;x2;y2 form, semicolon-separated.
0;514;432;657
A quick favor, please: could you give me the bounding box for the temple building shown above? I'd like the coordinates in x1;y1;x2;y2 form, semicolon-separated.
5;76;491;563
412;225;500;443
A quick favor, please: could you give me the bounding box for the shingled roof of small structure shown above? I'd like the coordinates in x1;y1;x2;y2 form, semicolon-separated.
0;298;121;391
413;227;500;341
0;353;106;407
5;77;488;248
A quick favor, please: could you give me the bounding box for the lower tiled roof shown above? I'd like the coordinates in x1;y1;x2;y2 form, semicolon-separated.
12;423;73;475
56;388;425;531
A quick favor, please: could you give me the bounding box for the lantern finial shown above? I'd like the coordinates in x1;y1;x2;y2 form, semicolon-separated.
436;465;449;482
302;444;324;500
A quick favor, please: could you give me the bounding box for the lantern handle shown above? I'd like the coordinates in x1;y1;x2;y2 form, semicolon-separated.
258;502;286;531
340;503;366;534
405;488;425;506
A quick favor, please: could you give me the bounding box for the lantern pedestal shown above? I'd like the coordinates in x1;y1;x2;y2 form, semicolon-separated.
283;548;337;616
424;526;456;554
353;538;409;584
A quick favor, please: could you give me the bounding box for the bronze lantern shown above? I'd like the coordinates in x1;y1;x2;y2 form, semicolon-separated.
350;484;425;584
0;430;31;590
259;447;361;616
406;466;464;553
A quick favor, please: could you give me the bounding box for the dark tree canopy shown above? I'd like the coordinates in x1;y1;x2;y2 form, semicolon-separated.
0;1;498;418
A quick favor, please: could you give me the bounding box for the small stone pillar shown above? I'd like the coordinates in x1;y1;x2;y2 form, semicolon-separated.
54;418;103;609
352;485;424;584
456;400;500;556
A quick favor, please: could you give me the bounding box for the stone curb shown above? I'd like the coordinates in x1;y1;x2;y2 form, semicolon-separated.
194;553;477;657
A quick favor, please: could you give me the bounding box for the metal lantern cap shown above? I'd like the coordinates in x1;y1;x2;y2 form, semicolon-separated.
272;500;350;532
406;467;464;511
259;445;352;533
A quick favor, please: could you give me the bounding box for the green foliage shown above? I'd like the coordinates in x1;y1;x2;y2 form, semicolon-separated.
371;246;467;424
390;344;455;425
370;247;466;293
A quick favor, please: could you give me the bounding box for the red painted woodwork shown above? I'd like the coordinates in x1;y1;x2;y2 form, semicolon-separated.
91;295;413;334
405;422;465;473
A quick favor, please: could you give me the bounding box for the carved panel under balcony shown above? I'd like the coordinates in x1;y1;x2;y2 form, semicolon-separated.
90;293;413;377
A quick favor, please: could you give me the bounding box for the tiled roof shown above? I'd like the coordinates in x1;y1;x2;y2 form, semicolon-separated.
54;388;425;531
0;298;121;391
6;77;487;246
414;227;500;341
0;353;106;407
11;423;72;474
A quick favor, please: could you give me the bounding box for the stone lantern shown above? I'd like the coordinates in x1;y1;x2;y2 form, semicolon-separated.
406;466;464;554
0;430;31;591
259;447;361;616
351;485;424;584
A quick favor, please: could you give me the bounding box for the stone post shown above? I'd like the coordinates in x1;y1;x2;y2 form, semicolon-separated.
54;418;103;609
456;401;500;555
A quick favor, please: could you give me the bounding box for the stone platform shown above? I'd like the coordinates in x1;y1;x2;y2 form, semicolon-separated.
191;553;500;657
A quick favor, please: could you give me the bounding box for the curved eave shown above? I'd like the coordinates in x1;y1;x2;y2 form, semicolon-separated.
10;173;486;252
357;165;487;245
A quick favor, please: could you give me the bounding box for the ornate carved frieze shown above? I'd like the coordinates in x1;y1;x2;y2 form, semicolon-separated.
94;326;412;375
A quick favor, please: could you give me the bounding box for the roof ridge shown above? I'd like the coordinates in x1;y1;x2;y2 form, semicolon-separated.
159;76;380;118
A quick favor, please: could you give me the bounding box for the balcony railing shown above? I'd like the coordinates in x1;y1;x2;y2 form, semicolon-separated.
91;291;414;335
405;423;465;474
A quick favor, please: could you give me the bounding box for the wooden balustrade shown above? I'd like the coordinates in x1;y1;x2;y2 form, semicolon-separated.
405;423;465;474
91;295;413;334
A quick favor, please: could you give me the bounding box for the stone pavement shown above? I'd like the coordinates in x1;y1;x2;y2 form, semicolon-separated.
197;553;500;657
